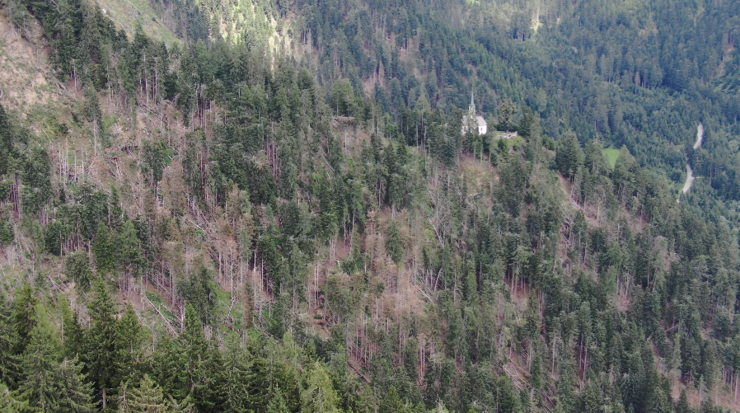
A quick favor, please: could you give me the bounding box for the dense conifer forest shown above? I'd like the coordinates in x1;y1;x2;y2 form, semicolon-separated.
0;0;739;411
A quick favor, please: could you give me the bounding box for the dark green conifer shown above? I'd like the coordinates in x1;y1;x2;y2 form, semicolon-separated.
12;282;37;355
84;279;119;408
92;222;115;274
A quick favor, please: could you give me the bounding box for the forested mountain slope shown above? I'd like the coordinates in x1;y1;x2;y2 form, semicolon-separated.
0;0;739;412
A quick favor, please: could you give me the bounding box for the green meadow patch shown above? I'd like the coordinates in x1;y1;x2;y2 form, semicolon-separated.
603;148;621;169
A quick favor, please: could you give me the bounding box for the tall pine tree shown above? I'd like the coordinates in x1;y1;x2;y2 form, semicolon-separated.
84;279;119;409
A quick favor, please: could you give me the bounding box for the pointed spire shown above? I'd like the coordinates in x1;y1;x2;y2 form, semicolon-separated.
471;90;474;106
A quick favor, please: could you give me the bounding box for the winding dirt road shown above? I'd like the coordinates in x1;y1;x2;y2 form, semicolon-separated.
678;123;702;201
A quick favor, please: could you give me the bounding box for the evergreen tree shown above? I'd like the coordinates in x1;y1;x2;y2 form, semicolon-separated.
179;304;220;411
141;140;168;187
300;362;340;413
84;278;119;409
12;282;37;355
21;148;53;215
0;382;28;412
57;357;96;413
45;220;67;256
178;266;216;326
385;221;403;265
379;386;407;413
555;132;583;180
219;338;253;412
497;99;518;131
167;394;195;413
92;222;115;274
119;375;167;413
17;307;61;412
675;389;692;413
116;305;147;387
109;186;125;230
116;220;145;278
0;293;19;387
61;298;84;360
266;386;290;413
152;333;187;402
84;86;105;147
65;252;94;291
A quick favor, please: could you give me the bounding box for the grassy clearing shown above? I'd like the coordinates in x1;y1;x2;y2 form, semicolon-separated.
603;148;621;168
145;291;176;321
489;134;525;151
93;0;180;45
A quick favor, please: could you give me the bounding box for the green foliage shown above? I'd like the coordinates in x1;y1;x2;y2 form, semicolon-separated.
84;86;106;146
0;294;20;389
84;279;119;408
497;99;518;132
301;362;340;413
0;382;28;412
116;220;145;278
0;220;13;246
7;0;740;411
12;282;37;355
142;140;170;187
178;267;217;326
555;132;583;179
56;357;96;413
602;148;621;169
61;299;84;360
329;79;357;117
45;220;67;256
17;306;95;413
0;104;17;178
17;308;62;412
385;221;403;265
21;148;53;215
118;375;167;413
92;222;115;274
116;305;147;387
65;252;94;291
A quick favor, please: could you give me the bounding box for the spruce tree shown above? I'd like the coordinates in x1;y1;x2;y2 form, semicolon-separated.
84;278;119;409
57;357;95;413
116;305;147;387
118;375;167;413
61;298;84;360
152;332;187;402
179;303;220;411
167;394;195;413
676;389;692;413
266;386;290;413
21;148;53;215
497;99;518;131
18;307;61;412
0;383;28;412
385;221;403;265
300;362;340;413
116;220;145;283
65;252;94;291
109;186;125;230
92;221;115;274
220;338;253;412
379;386;407;413
11;282;37;355
0;293;19;387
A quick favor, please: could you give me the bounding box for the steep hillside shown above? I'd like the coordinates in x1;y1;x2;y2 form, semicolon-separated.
0;0;739;412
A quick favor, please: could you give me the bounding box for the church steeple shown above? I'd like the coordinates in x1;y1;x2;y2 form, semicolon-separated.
462;89;487;136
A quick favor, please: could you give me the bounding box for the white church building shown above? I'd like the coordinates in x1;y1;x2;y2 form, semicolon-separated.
461;92;487;135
